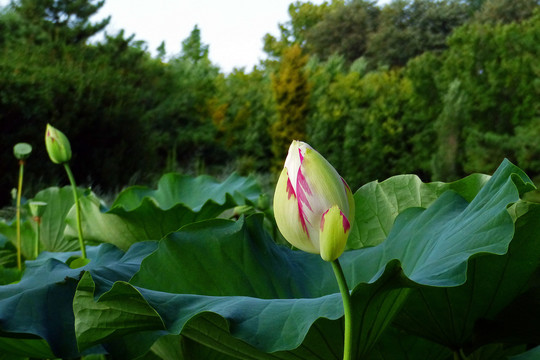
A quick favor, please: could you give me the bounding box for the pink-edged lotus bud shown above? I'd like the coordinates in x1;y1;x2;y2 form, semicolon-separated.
45;124;72;164
273;140;355;261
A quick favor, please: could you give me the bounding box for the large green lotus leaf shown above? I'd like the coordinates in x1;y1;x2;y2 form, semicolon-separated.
510;346;540;360
366;326;452;360
0;241;158;358
149;334;238;360
349;172;490;249
112;172;262;212
32;186;87;252
0;220;34;262
64;173;263;250
465;344;527;360
472;282;540;348
0;187;87;262
74;216;404;359
0;337;55;359
0;266;20;285
392;202;540;352
73;160;532;359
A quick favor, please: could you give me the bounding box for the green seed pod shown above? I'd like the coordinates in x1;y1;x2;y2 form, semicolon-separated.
28;201;47;218
13;143;32;160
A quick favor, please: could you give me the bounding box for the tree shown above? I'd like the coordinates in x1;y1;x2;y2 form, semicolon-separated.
306;54;357;173
180;25;208;63
263;0;342;60
402;52;444;178
0;30;167;204
145;26;223;174
305;0;380;63
440;9;540;176
270;44;310;171
342;69;413;187
473;0;539;24
12;0;110;44
367;0;470;67
214;68;276;173
431;79;468;181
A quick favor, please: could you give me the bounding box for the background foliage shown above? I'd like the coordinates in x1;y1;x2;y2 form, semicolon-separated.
0;1;539;358
0;0;539;201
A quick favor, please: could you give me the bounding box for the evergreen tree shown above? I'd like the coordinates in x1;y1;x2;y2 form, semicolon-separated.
12;0;110;44
270;44;310;171
180;25;209;63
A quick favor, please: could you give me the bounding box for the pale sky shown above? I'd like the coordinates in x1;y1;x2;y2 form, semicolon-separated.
1;0;389;73
94;0;329;72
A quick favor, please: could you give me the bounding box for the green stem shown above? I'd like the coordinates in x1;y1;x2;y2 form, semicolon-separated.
64;163;86;259
16;160;24;270
331;259;353;360
34;219;40;259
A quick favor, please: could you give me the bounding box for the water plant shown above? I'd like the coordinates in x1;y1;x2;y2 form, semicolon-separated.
13;142;32;270
45;124;87;265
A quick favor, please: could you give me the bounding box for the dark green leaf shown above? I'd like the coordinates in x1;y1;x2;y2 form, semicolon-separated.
349;172;490;249
0;241;158;358
65;173;263;249
509;346;540;360
72;160;533;359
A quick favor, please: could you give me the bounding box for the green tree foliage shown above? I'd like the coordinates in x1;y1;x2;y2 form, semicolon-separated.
0;0;538;206
179;25;208;62
431;79;468;181
263;0;342;60
145;26;223;174
440;9;540;175
306;54;360;173
366;0;471;67
214;68;276;173
306;54;415;189
0;1;167;204
305;0;380;63
473;0;539;24
342;69;413;187
12;0;110;44
0;30;164;204
401;52;444;177
270;44;310;171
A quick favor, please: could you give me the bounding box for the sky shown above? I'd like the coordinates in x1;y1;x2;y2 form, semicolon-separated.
0;0;389;73
93;0;325;72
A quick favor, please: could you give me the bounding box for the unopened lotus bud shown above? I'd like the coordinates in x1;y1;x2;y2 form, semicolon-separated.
319;205;351;261
273;140;355;261
45;124;72;164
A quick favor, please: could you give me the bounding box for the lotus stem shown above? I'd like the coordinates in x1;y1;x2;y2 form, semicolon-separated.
33;216;41;259
16;160;24;270
331;258;352;360
64;163;86;259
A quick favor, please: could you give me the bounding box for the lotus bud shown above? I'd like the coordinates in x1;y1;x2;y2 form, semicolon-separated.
45;124;72;164
273;140;355;261
13;143;32;160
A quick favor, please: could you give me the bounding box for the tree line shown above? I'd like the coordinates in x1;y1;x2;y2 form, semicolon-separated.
0;0;538;205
